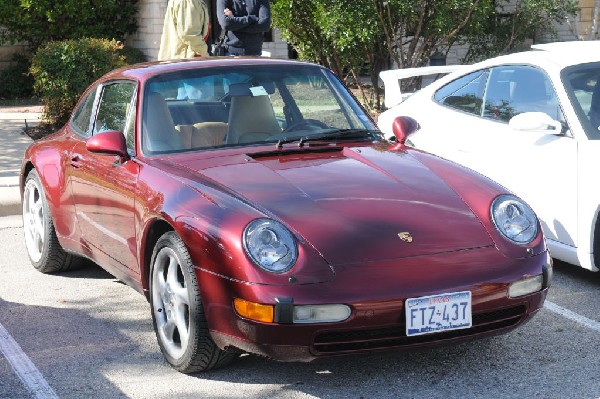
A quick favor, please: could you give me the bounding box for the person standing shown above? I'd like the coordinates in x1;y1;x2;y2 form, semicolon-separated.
158;0;211;61
216;0;271;56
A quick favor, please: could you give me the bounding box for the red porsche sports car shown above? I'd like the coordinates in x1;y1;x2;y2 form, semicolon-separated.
21;58;551;373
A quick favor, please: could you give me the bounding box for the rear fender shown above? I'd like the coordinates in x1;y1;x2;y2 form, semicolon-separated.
22;142;72;237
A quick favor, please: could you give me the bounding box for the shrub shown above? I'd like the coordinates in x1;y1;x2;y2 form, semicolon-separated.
0;53;35;100
0;0;139;50
119;46;147;65
30;38;131;126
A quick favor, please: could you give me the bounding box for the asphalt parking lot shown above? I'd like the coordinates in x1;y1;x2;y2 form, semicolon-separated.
1;214;600;399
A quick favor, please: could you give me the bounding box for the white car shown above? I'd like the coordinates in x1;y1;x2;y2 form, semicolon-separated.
378;41;600;271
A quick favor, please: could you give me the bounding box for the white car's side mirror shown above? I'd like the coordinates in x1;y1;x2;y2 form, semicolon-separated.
509;112;563;135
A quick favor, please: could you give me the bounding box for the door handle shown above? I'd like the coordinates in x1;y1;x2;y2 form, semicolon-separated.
70;155;82;168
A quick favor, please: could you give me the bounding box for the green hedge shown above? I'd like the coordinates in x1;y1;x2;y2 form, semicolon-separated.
0;0;139;50
30;38;144;126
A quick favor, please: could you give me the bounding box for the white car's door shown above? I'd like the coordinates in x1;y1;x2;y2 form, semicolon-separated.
489;121;577;246
411;65;578;246
407;70;491;167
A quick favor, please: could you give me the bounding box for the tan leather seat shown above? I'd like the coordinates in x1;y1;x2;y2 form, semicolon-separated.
143;92;187;153
174;125;194;148
191;122;228;147
226;95;281;144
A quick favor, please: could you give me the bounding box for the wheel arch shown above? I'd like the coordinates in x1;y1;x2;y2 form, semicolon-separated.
21;161;35;195
21;152;66;226
592;206;600;270
140;218;175;299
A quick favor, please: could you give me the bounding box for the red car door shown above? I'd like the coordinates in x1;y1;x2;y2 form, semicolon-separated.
69;81;140;275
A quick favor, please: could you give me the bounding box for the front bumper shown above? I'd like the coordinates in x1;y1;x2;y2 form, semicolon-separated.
197;248;551;362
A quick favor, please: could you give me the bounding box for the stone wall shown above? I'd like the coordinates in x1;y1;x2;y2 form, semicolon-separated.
261;29;289;59
570;0;599;39
127;0;168;61
0;44;26;72
122;0;600;62
128;0;288;61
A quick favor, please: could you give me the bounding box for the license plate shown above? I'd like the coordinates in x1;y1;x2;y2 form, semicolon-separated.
405;291;472;337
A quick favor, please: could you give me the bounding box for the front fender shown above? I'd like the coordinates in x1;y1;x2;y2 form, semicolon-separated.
411;150;546;259
136;164;334;293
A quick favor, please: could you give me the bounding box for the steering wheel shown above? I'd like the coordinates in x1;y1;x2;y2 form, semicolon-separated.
282;119;329;133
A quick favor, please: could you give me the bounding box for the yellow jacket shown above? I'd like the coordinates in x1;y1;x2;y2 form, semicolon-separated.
158;0;210;60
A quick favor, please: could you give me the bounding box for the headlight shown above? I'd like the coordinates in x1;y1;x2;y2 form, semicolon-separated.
491;195;538;244
243;219;298;273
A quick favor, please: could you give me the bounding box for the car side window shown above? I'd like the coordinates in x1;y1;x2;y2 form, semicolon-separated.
482;65;559;122
563;63;600;137
124;104;136;151
93;82;136;138
433;70;488;116
71;88;97;138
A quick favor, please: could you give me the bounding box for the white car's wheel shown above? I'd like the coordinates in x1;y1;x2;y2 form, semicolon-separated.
150;231;238;373
22;170;79;273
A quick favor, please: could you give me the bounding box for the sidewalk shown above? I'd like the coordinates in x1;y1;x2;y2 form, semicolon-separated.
0;106;42;216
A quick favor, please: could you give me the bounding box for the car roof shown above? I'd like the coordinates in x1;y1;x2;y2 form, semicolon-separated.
101;57;321;82
409;41;600;98
474;41;600;70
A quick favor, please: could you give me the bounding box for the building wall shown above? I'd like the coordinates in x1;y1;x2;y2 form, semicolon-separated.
128;0;288;61
0;44;26;71
571;0;599;39
261;29;289;59
127;0;168;61
129;0;599;63
444;1;599;66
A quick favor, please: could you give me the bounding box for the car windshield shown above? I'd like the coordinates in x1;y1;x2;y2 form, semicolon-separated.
563;62;600;138
141;64;377;155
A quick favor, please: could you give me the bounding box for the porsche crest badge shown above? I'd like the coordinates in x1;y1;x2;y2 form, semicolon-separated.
398;232;413;243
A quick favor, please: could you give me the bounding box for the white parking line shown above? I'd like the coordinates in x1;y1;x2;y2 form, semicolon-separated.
544;300;600;332
0;321;59;399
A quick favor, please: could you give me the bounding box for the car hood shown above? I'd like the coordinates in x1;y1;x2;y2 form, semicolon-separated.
169;145;494;266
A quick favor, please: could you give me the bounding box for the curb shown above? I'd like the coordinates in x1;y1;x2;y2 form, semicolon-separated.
0;177;21;218
0;186;21;217
0;109;37;218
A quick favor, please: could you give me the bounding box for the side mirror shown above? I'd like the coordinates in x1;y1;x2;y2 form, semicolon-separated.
391;116;420;144
86;130;129;158
509;112;563;135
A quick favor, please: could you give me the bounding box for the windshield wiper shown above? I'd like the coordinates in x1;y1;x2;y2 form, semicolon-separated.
275;129;382;149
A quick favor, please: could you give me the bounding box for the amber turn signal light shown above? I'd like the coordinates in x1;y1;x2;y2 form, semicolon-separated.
233;298;274;323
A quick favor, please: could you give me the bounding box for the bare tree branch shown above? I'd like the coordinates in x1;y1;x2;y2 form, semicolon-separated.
446;0;481;41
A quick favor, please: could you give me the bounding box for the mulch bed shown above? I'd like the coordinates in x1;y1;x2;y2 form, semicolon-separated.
24;123;60;141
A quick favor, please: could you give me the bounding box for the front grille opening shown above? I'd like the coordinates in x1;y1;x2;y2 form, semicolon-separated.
313;305;526;354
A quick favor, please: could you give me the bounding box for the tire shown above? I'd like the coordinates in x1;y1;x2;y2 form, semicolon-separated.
149;231;238;373
22;169;81;273
594;216;600;270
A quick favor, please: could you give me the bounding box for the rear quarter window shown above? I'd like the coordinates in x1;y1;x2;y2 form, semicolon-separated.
71;88;97;138
433;70;488;116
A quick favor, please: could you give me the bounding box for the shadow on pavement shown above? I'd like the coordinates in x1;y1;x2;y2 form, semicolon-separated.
0;119;33;179
553;259;600;286
0;296;132;398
